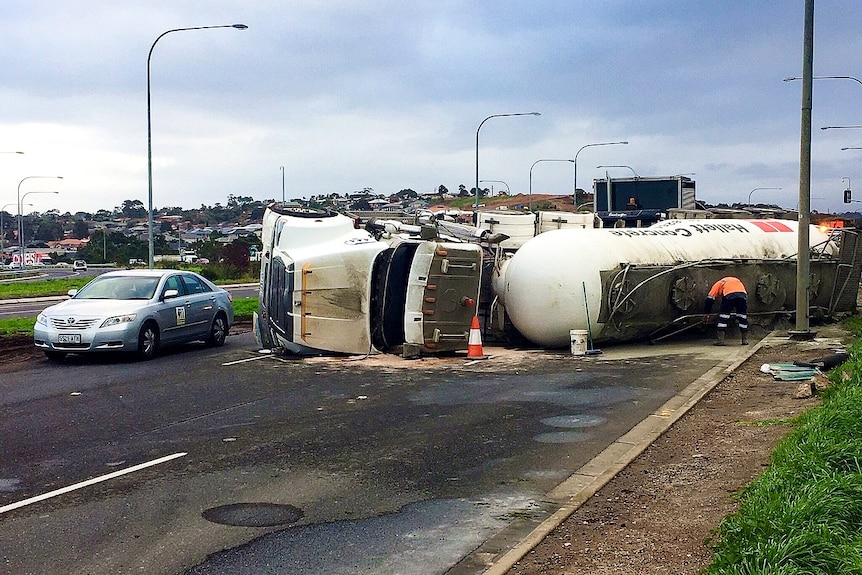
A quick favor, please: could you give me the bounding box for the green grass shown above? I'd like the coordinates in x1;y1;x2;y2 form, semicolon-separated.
0;273;258;301
0;317;36;337
705;324;862;574
0;296;259;340
232;297;257;321
0;277;91;299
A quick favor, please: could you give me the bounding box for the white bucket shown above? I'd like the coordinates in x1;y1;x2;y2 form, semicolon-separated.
570;329;589;356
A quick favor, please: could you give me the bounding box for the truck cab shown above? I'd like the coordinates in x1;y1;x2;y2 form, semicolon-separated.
255;206;482;357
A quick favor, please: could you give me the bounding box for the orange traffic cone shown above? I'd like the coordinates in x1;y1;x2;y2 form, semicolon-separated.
467;315;486;359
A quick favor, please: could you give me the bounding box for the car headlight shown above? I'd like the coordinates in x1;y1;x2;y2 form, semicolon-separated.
36;314;47;326
100;314;137;328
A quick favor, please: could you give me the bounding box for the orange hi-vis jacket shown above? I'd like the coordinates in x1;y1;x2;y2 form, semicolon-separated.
707;277;747;300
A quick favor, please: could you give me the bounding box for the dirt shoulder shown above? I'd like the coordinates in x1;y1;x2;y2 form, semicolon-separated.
0;334;41;374
503;329;846;575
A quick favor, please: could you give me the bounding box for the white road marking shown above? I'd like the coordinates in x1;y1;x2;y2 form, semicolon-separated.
222;355;272;366
0;452;187;515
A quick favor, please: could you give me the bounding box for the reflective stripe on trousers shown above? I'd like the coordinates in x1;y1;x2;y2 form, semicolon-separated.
717;313;748;331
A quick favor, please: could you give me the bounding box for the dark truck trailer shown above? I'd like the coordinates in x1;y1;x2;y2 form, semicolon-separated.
594;175;696;227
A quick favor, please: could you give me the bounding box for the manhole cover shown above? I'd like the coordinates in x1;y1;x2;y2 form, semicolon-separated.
202;502;304;527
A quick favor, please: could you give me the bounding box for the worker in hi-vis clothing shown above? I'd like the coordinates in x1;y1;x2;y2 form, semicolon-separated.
703;276;748;346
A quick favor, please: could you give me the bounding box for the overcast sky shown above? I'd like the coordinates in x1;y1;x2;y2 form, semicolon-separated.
1;1;860;216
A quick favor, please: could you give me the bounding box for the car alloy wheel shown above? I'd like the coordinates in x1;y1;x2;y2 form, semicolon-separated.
207;314;227;347
138;323;159;360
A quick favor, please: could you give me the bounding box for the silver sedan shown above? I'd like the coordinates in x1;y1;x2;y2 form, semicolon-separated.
34;269;234;361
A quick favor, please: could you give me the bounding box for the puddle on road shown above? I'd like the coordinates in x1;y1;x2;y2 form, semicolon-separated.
533;430;591;443
202;502;304;527
0;478;22;492
184;494;542;575
410;373;636;408
540;414;606;428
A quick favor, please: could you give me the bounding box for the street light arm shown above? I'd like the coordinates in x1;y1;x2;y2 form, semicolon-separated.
747;187;782;204
784;75;862;86
479;180;510;194
148;24;249;62
596;164;639;178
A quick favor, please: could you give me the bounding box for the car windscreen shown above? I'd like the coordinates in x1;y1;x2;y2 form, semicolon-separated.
74;276;160;300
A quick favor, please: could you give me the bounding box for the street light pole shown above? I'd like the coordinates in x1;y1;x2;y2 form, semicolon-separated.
475;112;541;216
793;0;815;337
147;23;248;270
280;166;285;203
573;141;628;205
17;176;62;268
0;203;26;251
747;187;782;204
529;159;574;211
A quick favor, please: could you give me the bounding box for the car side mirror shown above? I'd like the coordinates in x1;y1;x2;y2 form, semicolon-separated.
162;289;180;300
67;289;77;297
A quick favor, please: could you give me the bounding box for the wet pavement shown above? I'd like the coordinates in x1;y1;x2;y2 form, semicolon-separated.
0;331;754;574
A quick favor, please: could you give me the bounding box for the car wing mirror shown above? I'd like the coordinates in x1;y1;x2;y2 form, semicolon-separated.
162;289;180;300
67;289;78;297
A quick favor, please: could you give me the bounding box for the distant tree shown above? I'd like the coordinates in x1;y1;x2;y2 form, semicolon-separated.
458;184;469;197
194;237;224;263
353;198;372;211
118;199;146;219
94;209;113;221
72;219;89;239
34;219;64;241
437;185;449;199
160;221;173;233
222;241;250;272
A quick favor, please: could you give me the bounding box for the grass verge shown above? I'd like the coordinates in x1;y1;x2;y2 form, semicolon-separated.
0;297;258;340
706;317;862;574
0;317;37;337
0;274;257;300
0;277;91;299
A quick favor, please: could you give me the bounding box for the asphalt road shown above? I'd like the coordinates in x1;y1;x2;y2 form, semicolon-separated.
0;331;729;575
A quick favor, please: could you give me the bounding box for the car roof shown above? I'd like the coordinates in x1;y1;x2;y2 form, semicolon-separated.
98;269;193;278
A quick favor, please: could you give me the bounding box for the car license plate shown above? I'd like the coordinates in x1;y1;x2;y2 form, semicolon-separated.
57;334;81;344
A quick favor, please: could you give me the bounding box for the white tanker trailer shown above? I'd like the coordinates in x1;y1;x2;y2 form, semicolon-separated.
492;219;860;347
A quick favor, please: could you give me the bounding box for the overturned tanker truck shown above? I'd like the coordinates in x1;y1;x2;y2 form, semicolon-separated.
254;205;483;357
491;219;862;347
